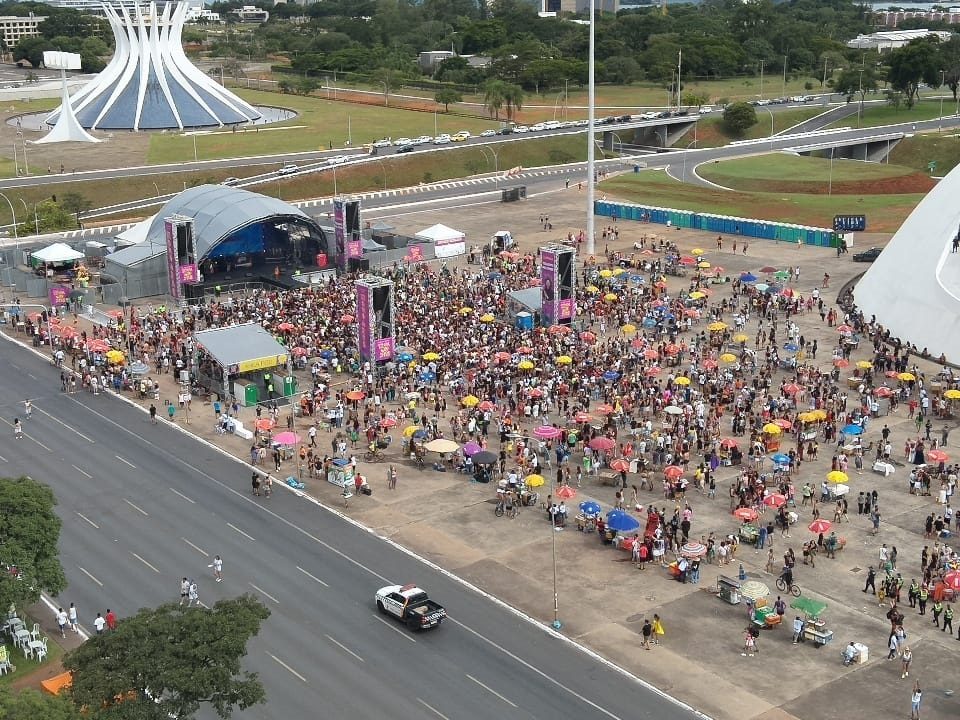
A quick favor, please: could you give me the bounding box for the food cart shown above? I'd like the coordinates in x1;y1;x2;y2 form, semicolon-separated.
718;575;742;604
791;596;833;646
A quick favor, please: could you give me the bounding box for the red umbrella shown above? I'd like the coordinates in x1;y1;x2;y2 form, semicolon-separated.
945;570;960;590
836;324;853;333
928;449;949;463
379;418;397;428
254;418;275;431
580;331;597;344
645;366;662;377
27;311;43;322
609;458;630;473
527;388;543;398
720;438;738;449
548;325;571;335
643;348;659;360
833;358;850;368
556;484;577;500
345;390;366;401
277;322;295;331
533;425;561;440
516;346;532;354
87;339;110;353
702;359;718;370
340;314;355;324
763;493;786;508
478;400;495;411
760;266;778;273
884;370;899;379
783;383;802;395
774;418;793;430
494;352;512;362
595;404;614;415
875;387;893;398
589;436;616;451
808;519;832;534
733;507;758;522
57;326;78;338
630;338;644;349
664;465;684;480
664;343;681;355
678;256;696;266
107;309;124;319
574;411;593;423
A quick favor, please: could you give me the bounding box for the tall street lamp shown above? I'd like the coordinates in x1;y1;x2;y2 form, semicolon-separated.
939;70;945;133
586;0;596;255
0;191;19;253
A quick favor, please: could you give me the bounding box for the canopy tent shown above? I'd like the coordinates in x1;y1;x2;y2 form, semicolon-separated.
194;323;288;373
31;242;84;264
790;596;828;618
114;220;150;247
415;223;465;259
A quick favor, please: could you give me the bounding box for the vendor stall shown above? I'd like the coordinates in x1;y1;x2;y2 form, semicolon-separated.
791;596;834;646
192;323;290;404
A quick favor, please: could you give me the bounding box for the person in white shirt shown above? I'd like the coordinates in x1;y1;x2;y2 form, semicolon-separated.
56;608;67;638
210;555;223;582
93;613;105;635
68;603;78;633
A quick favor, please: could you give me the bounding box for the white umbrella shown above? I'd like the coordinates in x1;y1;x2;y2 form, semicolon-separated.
664;405;683;416
741;580;770;601
829;484;850;496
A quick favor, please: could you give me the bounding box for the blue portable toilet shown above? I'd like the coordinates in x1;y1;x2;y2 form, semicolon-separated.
516;312;534;331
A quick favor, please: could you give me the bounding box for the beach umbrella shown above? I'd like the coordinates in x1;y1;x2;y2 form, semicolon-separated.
274;431;300;445
463;441;482;456
494;351;512;362
556;355;573;365
621;323;637;335
771;453;791;465
345;390;366;402
643;348;659;360
827;470;849;484
674;376;691;386
379;418;397;429
697;261;711;269
808;518;832;534
599;269;613;278
459;307;473;315
720;438;738;449
478;400;495;411
586;285;600;294
664;343;681;356
664;465;684;480
836;324;853;334
603;293;618;302
707;321;728;332
556;484;577;500
518;360;534;370
783;383;802;395
548;324;571;335
720;353;737;363
945;570;960;591
589;436;616;451
898;372;916;381
472;450;497;465
733;507;759;522
87;339;110;353
841;424;863;436
425;439;459;454
609;458;630;473
754;283;769;292
678;256;696;266
740;581;770;601
763;493;787;508
740;272;758;283
945;389;960;400
688;291;706;300
760;265;777;273
784;342;799;352
606;510;640;532
254;418;275;431
534;425;561;440
692;247;704;255
579;500;602;515
461;395;480;407
830;484;850;496
664;405;684;415
833;358;849;368
702;359;718;370
928;449;949;463
105;349;125;364
580;331;597;343
480;313;495;323
422;352;441;361
595;404;615;415
525;474;545;488
875;387;894;398
602;370;621;382
856;360;873;369
774;418;792;430
680;542;707;558
762;423;781;435
774;270;791;280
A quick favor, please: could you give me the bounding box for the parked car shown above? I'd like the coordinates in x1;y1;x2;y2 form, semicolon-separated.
433;134;451;144
513;125;529;133
853;247;882;263
480;129;496;137
496;127;513;135
222;177;239;185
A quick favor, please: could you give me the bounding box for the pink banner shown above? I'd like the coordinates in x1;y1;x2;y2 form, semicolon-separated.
48;285;70;307
178;263;198;283
374;337;395;362
347;240;363;259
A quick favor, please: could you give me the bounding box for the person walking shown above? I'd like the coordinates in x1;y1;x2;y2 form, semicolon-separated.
56;607;67;638
641;619;653;649
388;465;397;490
918;583;929;615
652;614;665;645
911;680;922;720
68;602;79;633
105;609;116;631
13;418;22;439
180;577;190;606
210;555;223;583
187;579;199;607
887;630;899;660
863;566;877;595
943;604;954;634
251;471;261;496
901;646;913;679
23;399;31;419
149;403;157;424
93;612;105;635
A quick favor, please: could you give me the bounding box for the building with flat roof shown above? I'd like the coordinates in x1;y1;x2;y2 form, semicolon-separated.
847;29;954;52
0;13;47;47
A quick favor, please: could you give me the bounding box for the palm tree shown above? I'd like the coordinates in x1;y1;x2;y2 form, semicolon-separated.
503;83;525;121
483;80;507;120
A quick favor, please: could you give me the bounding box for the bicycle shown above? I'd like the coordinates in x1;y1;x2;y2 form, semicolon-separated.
776;576;801;597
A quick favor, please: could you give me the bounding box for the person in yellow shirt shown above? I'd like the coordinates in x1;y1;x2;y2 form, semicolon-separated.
652;614;665;645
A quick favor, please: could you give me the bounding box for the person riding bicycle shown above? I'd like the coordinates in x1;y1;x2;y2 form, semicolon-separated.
780;564;794;589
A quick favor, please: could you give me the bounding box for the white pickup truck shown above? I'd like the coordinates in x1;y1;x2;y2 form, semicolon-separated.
375;583;446;630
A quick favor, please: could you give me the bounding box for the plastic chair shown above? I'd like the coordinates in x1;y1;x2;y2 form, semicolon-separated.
30;623;40;642
35;637;47;663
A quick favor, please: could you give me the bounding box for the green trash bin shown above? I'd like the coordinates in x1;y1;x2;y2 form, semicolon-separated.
244;382;259;407
282;375;297;397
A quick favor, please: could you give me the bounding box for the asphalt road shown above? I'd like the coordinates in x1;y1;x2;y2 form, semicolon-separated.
0;336;697;720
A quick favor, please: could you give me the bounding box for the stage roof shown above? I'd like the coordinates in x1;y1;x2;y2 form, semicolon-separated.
194;323;289;373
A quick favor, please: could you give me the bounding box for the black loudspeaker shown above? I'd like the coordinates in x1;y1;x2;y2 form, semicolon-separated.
558;249;573;301
176;223;193;263
345;201;361;237
372;284;392;340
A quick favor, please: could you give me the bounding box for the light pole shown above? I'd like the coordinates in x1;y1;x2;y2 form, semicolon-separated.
478;146;499;188
759;60;765;101
586;0;596;255
11;142;18;176
857;68;864;127
551;518;561;630
0;191;19;252
939;70;945;133
17;131;27;175
192;133;198;162
828;147;835;196
782;55;787;99
19;199;37;236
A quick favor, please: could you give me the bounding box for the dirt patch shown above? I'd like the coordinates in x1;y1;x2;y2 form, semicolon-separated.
8;658;66;693
709;172;936;195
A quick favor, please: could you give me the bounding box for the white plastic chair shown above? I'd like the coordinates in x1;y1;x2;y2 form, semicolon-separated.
35;637;47;663
30;623;40;641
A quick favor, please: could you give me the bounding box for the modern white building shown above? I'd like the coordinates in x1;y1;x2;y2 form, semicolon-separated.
47;1;260;130
231;5;269;23
846;29;953;53
0;13;47;47
853;163;960;362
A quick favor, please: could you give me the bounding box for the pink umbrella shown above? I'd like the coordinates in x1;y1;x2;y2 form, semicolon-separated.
763;493;786;508
533;425;561;440
733;507;758;522
808;518;832;534
273;431;300;445
609;458;630;473
664;465;684;480
783;383;802;395
875;387;893;398
463;441;482;456
556;484;577;500
379;418;397;428
928;449;949;463
589;436;616;451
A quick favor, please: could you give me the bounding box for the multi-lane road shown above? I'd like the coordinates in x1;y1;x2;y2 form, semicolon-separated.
0;336;697;720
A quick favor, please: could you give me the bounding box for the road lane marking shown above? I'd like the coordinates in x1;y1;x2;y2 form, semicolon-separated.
249;583;279;604
76;512;99;529
268;653;307;683
0;413;59;451
0;454;7;463
373;614;416;643
129;551;160;573
78;567;102;586
123;499;148;516
115;455;136;468
416;698;450;720
181;537;208;557
227;522;255;541
295;566;328;587
466;674;517;708
170;488;195;504
34;405;94;443
325;634;364;662
72;465;92;478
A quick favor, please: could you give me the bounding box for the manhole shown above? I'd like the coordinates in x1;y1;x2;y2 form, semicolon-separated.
850;566;862;573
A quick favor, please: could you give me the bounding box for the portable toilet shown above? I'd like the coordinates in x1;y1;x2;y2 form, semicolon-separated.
516;311;533;330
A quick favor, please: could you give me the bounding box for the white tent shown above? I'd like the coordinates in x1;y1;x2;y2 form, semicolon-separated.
114;218;153;247
415;223;465;258
32;242;84;263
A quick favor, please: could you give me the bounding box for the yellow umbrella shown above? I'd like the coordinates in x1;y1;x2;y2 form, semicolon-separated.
518;360;534;370
461;394;480;407
459;307;473;315
422;351;441;361
707;321;728;332
856;360;873;369
556;355;573;365
762;423;782;435
105;349;125;364
403;425;420;438
811;409;827;421
599;269;613;278
897;372;915;381
586;285;600;294
674;376;691;386
692;248;704;255
621;323;637;335
525;474;545;488
604;293;618;302
945;389;960;400
797;411;816;423
719;353;737;363
612;267;626;276
480;313;495;323
827;470;849;484
732;333;749;343
689;291;706;300
697;261;711;268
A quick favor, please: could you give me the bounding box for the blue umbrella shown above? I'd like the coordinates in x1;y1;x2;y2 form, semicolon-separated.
319;349;333;359
642;318;657;328
842;424;864;436
603;370;620;382
629;274;645;284
754;283;769;292
332;457;350;467
606;510;641;533
488;271;502;280
579;500;602;515
764;285;780;294
397;352;413;362
419;370;436;382
740;272;758;283
413;430;428;440
784;342;799;352
771;453;791;465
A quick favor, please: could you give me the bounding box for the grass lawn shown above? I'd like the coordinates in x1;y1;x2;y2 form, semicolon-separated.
698;153;914;185
680;107;825;149
827;99;958;130
601;169;923;232
147;89;502;164
0;629;65;687
888;133;960;175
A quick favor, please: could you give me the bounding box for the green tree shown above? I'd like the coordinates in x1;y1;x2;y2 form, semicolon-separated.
502;82;524;120
722;101;758;135
60;193;92;228
21;200;75;234
483;78;507;120
833;67;878;104
434;88;462;112
13;36;49;68
371;67;404;106
886;38;942;108
0;477;66;614
65;595;270;720
0;687;81;720
682;91;709;108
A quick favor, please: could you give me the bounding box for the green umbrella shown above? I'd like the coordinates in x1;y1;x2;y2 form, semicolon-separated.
790;595;827;618
774;271;791;280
